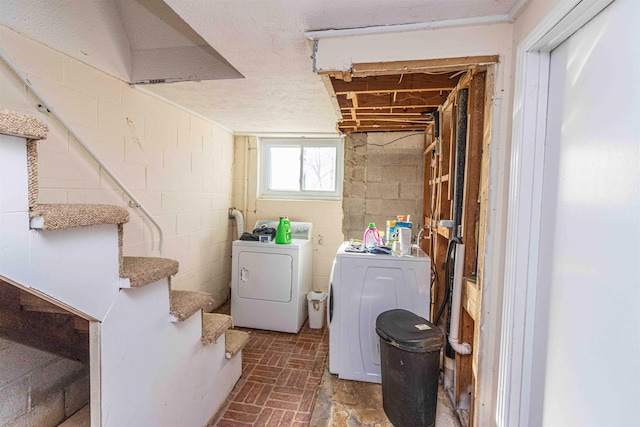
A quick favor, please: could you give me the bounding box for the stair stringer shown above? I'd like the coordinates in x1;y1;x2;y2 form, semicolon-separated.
99;278;241;426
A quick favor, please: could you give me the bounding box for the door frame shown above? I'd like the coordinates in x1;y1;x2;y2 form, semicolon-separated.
496;0;615;425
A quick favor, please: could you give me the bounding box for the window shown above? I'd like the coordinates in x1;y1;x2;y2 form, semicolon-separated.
259;137;344;200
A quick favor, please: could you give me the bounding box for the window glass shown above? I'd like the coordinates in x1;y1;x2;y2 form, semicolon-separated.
259;138;343;200
269;146;300;190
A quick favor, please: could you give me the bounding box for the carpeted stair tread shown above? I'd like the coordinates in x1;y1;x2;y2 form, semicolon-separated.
169;290;214;322
30;203;130;230
225;329;250;359
202;313;233;345
121;257;179;288
0;108;48;140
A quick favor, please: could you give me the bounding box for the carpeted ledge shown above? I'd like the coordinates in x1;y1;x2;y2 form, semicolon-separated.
170;290;214;322
30;204;130;230
0;108;48;140
122;257;179;288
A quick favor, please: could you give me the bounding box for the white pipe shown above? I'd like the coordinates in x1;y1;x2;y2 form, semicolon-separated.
0;48;164;251
449;243;473;355
243;136;250;226
230;209;244;239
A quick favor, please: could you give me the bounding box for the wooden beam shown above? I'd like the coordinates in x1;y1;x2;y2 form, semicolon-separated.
424;140;437;154
339;125;429;133
348;56;500;77
471;65;496;427
455;307;475;409
346;91;360;127
338;92;449;109
331;73;458;94
461;72;486;277
428;173;449;185
340;104;445;112
462;277;479;322
437;225;451;240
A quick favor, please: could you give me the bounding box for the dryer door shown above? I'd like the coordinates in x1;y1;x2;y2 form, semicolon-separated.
237;251;293;302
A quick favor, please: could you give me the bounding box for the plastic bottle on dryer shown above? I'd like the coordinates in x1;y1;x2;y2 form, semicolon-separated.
363;223;382;248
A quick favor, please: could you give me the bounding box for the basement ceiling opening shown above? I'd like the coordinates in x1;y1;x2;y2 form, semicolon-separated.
324;55;498;134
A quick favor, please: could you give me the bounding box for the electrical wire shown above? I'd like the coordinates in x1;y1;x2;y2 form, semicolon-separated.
347;131;433;148
434;237;460;325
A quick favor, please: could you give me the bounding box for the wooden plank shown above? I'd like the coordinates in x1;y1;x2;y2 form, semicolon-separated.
437;225;451;240
1;274;94;320
338;91;449;107
462;277;479;322
0;279;89;362
331;73;459;93
448;101;456;205
461;72;486;277
429;174;450;185
347;91;360;126
440;108;452;218
472;65;495;427
339;124;430;133
424;140;437;154
20;292;71;314
422;126;434;253
348;55;500;76
455;307;475;410
74;316;90;332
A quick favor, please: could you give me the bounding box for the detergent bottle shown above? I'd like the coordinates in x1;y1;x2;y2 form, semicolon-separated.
275;217;292;244
363;223;382;248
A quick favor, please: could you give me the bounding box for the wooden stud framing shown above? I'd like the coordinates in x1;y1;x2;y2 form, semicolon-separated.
461;72;486;280
418;68;493;425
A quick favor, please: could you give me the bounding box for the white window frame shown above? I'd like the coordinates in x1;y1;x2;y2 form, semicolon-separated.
258;137;344;201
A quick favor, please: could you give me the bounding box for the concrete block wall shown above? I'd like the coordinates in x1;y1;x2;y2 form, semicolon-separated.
0;338;88;427
343;132;425;242
232;136;344;293
0;25;235;306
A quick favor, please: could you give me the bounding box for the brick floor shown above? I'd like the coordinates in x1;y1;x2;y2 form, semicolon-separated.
210;302;328;427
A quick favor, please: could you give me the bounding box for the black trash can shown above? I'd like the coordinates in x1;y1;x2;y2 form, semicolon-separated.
376;309;444;427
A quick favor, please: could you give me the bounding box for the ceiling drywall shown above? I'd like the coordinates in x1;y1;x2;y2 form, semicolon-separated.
0;0;526;134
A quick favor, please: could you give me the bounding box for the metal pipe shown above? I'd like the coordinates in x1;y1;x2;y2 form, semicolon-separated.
452;88;469;238
0;48;164;251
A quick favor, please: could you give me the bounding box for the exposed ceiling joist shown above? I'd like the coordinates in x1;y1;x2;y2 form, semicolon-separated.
325;56;496;133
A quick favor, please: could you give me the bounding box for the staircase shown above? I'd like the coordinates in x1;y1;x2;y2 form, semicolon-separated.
0;109;250;426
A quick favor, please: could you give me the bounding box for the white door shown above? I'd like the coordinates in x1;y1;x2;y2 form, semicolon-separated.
531;0;640;425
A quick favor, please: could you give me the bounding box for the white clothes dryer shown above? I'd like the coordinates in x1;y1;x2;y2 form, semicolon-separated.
231;221;313;333
328;241;431;383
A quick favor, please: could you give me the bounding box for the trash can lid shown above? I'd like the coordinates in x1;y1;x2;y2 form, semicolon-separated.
376;309;444;353
307;291;327;302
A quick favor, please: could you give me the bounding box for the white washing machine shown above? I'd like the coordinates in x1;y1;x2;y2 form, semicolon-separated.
328;241;431;383
231;220;313;333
